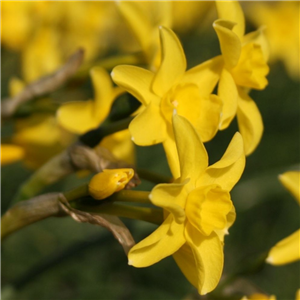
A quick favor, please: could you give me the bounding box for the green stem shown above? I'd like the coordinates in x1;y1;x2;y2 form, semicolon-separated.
63;184;89;202
137;169;172;184
74;202;163;225
108;190;151;204
79;116;134;148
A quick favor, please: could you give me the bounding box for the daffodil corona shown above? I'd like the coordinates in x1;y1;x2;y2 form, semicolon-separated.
128;114;245;294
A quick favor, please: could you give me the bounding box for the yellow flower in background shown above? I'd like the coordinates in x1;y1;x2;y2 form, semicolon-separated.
1;2;119;82
116;1;172;70
8;77;74;169
128;114;245;294
172;1;214;34
241;294;276;300
99;130;135;165
22;27;62;82
266;171;300;265
1;144;25;166
89;168;134;200
214;1;269;155
112;26;222;178
247;1;300;81
242;289;300;300
57;67;123;135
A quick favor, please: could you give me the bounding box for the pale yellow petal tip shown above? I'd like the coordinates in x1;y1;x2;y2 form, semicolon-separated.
265;255;273;264
88;168;134;200
149;193;153;201
173;108;177;116
110;70;114;78
128;259;133;266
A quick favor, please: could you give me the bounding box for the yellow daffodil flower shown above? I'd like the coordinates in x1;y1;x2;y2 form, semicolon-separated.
242;289;300;300
128;114;245;294
1;144;25;166
214;1;269;155
112;26;222;178
266;171;300;265
57;67;123;135
89;168;134;200
247;1;300;81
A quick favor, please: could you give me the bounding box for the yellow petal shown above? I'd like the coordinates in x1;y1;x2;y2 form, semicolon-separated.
237;88;263;155
182;56;223;97
128;214;186;267
173;114;208;184
91;67;116;118
266;229;300;265
152;26;186;96
88;168;134;200
243;27;270;62
57;100;100;134
218;68;238;130
163;131;181;179
9;77;25;96
279;171;300;204
195;94;222;142
199;132;245;191
1;144;24;165
185;224;224;295
296;290;300;300
213;19;242;69
116;1;153;56
150;182;187;223
129;102;166;145
215;1;245;40
112;65;158;106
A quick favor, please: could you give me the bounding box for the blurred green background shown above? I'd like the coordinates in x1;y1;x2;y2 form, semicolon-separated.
1;2;299;300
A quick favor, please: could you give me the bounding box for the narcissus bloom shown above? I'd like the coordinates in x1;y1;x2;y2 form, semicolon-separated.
128;114;245;294
112;26;222;178
266;171;300;265
213;1;269;155
89;168;134;200
57;67;123;135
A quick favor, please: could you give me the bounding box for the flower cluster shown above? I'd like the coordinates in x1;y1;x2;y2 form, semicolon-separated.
1;1;299;299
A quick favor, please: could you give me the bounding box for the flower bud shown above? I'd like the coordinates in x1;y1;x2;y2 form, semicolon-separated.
88;168;134;200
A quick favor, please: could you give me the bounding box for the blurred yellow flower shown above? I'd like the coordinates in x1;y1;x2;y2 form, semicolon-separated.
247;1;300;81
1;2;119;82
266;171;300;265
128;114;245;294
116;1;172;70
242;289;300;300
57;67;123;135
214;1;269;155
89;168;134;200
8;77;74;169
112;26;222;178
1;144;25;166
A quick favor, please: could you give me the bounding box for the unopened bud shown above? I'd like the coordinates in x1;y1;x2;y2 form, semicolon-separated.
88;168;134;200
